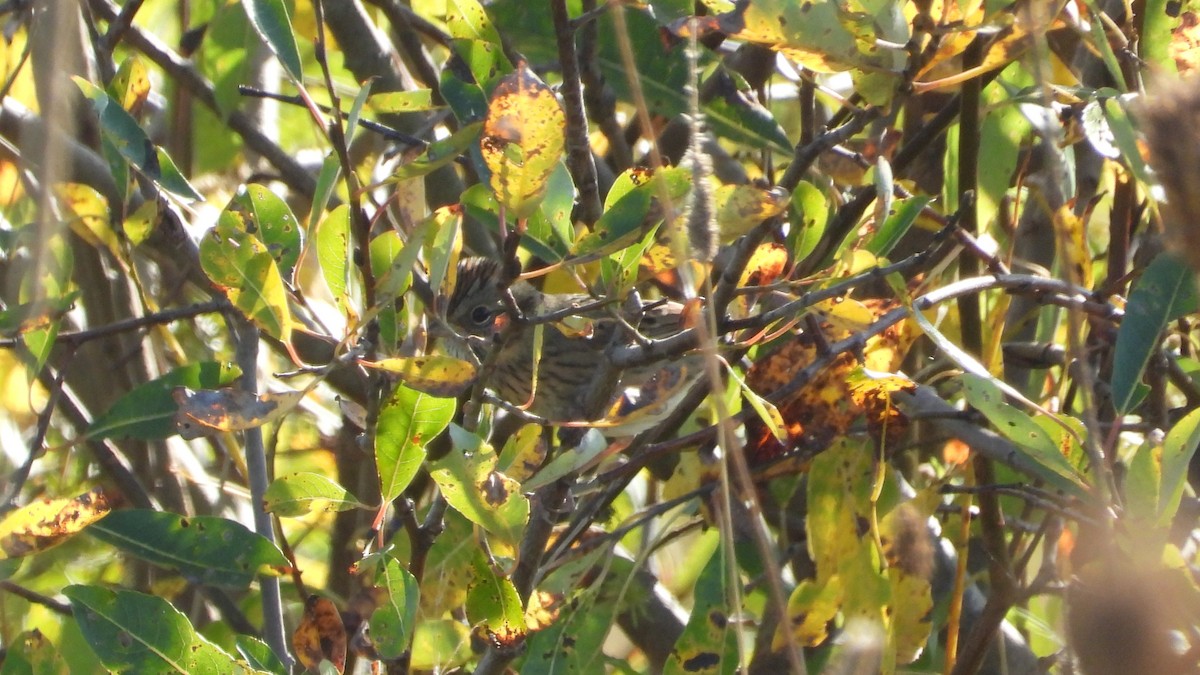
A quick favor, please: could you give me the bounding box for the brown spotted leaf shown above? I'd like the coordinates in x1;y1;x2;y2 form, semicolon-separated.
745;299;917;462
293;595;347;673
360;356;478;398
480;63;566;219
0;487;112;559
109;55;151;117
428;427;528;548
173;387;305;439
715;183;789;244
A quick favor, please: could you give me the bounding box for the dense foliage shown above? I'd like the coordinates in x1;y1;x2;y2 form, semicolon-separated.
0;0;1198;673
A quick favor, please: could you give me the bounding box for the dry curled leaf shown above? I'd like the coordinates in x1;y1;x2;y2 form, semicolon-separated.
173;387;304;439
293;595;348;674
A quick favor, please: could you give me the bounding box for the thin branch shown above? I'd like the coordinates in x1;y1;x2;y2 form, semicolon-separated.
1;367;66;506
0;580;72;615
0;300;230;349
236;85;426;147
233;317;292;668
551;0;603;225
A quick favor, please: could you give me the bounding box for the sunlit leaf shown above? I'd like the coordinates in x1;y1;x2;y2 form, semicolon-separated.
376;386;456;502
1160;407;1200;525
65;585;257;674
236;636;287;675
199;216;293;342
316;204;353;317
361;356;478;398
480;64;566;219
715;183;789;244
122;199;158;246
465;557;526;647
263;473;363;517
229;184;303;281
429;426;529;547
497;423;547;483
446;0;503;44
109;55;151;117
410;620;471;671
88;510;288;588
776;577;842;648
242;0;303;81
788;181;829;262
961;373;1088;493
55;183;120;259
368;90;439;113
370;556;420;659
575;166;691;258
0;488;112;559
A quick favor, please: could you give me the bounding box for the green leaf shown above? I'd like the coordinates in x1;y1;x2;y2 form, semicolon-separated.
788;182;828;262
1113;253;1198;414
574;167;691;258
231;184;303;281
961;373;1089;493
88;362;241;441
866;195;932;258
807;438;874;579
1160;407;1200;525
664;533;738;675
263;473;362;517
88;510;288;588
242;0;303;81
316;204;353;316
64;585;258;674
368;90;439;114
702;81;792;156
235;636;287;675
391;122;482;181
307;155;341;231
344;79;373;146
428;426;529;547
376;386;456;502
466;557;526;642
446;0;503;43
371;556;421;659
410;620;471;671
200;214;293;341
73;78;201;202
0;629;68;675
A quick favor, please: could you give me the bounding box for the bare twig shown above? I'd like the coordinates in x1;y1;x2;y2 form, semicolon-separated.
0;300;230;349
551;0;603;225
233;317;292;667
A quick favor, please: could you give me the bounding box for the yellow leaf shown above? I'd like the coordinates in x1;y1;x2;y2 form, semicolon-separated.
480;64;566;219
716;184;789;243
361;356;478;398
0;487;112;559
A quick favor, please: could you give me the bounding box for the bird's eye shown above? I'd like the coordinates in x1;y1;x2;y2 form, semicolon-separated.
470;305;494;326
